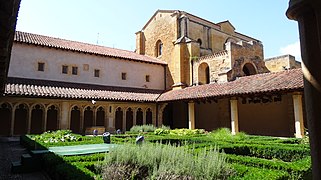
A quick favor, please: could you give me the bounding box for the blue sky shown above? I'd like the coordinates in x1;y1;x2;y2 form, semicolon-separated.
16;0;300;60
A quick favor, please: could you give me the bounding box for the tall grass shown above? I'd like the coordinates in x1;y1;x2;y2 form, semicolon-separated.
101;142;233;179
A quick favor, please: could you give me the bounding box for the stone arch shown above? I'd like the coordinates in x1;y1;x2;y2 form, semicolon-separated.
115;107;123;132
162;103;173;128
96;106;105;126
14;103;28;135
126;108;133;131
146;108;153;125
70;105;81;134
30;104;45;134
198;62;210;84
46;104;59;131
155;40;163;57
0;102;12;135
83;106;94;131
242;62;257;76
136;108;143;125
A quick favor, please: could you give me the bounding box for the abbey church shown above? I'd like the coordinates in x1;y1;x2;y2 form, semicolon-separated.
0;10;305;138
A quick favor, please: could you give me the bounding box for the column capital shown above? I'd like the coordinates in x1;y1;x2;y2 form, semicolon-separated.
292;91;303;95
287;0;321;20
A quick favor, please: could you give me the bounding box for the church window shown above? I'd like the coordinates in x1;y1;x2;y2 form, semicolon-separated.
94;69;100;77
37;62;45;71
62;65;68;74
121;72;127;80
72;66;78;75
156;40;163;57
146;75;150;82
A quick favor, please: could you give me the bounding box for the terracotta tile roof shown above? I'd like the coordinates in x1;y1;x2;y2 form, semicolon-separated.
14;31;167;65
5;77;163;102
4;69;303;102
158;69;303;102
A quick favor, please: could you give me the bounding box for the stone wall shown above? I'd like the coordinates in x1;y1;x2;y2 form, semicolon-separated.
192;41;268;84
265;54;301;72
9;43;165;90
136;10;261;89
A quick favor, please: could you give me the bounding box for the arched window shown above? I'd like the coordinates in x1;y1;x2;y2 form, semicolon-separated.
115;107;123;132
156;40;163;57
31;104;44;134
96;107;105;126
0;103;11;136
198;63;210;85
70;106;81;134
242;63;257;76
146;108;153;125
136;108;143;125
84;106;93;130
126;108;133;131
14;104;28;135
47;105;58;131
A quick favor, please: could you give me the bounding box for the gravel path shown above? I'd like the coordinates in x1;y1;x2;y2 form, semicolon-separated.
0;137;50;180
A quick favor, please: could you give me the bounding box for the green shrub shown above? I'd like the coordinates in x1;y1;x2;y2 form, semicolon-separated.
129;124;171;134
43;152;101;180
230;164;289;180
154;128;170;135
33;130;81;144
209;128;248;140
169;128;206;136
101;143;233;179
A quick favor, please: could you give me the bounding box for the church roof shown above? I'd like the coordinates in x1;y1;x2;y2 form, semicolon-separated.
4;69;303;102
5;77;162;102
14;31;167;65
157;68;303;102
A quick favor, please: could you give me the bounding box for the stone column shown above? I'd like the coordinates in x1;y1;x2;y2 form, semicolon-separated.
133;108;137;126
287;1;321;178
143;110;146;125
10;106;15;136
152;106;157;126
292;93;305;138
107;105;115;132
93;107;97;126
122;109;126;132
27;108;32;134
188;101;195;129
43;106;47;132
157;103;168;127
60;102;69;129
230;98;239;135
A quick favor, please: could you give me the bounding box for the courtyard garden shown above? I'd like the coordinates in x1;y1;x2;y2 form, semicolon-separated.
20;126;311;180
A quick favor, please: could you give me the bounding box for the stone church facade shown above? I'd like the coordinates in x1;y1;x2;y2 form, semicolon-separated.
0;10;305;138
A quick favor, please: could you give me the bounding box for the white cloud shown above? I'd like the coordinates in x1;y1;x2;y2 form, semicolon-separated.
280;41;301;61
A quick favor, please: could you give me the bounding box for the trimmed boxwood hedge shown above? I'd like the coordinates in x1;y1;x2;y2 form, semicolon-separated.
20;132;311;179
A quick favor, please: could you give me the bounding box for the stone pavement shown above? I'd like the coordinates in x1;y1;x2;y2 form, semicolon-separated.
0;137;50;180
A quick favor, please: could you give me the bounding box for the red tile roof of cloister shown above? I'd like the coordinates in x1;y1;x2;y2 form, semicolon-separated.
5;77;163;102
157;68;304;102
4;69;303;102
14;31;167;65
